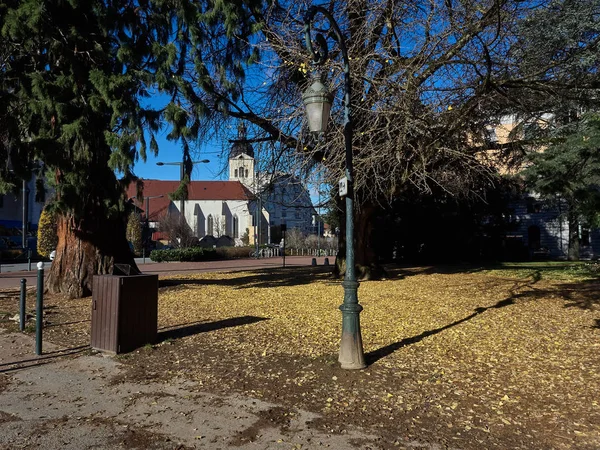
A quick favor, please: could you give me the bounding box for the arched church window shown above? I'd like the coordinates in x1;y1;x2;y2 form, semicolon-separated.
207;215;214;236
239;166;244;178
233;215;239;238
234;169;238;177
245;168;249;177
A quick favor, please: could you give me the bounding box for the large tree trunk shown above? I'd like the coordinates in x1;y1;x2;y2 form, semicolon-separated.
567;208;580;261
334;202;384;280
47;213;138;298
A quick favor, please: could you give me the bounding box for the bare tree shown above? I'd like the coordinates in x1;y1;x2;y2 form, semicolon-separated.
158;214;197;248
164;0;600;276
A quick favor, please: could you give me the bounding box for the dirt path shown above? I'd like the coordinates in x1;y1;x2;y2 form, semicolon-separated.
0;329;437;450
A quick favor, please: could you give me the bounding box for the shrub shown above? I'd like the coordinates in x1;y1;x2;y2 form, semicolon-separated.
150;246;257;262
150;247;218;262
216;246;254;259
126;211;143;255
37;208;58;258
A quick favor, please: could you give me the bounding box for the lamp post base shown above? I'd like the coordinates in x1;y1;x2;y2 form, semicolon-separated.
338;281;366;369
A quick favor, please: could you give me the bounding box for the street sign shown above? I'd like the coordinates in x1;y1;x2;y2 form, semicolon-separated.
339;177;348;197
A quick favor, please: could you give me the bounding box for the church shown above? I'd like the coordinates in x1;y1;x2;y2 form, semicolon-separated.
128;125;315;246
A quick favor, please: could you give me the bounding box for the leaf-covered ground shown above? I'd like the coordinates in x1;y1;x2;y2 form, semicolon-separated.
2;264;600;449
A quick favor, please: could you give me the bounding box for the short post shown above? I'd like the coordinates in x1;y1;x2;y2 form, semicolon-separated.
281;224;287;268
35;261;44;355
19;278;26;331
27;248;32;271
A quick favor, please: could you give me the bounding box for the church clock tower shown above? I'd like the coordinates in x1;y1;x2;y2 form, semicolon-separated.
229;123;255;190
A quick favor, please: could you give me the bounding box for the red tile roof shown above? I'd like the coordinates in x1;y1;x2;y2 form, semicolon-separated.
127;180;254;221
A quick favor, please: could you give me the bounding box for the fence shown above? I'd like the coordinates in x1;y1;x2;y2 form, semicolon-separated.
249;248;338;258
287;248;338;257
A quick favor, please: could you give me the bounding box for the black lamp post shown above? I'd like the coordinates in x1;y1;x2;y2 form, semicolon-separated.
156;159;209;225
303;6;366;369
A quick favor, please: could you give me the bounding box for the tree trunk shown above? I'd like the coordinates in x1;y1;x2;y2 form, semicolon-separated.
334;202;384;280
567;208;580;261
47;213;138;298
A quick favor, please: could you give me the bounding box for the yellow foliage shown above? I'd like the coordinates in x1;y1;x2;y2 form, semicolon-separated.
36;208;57;257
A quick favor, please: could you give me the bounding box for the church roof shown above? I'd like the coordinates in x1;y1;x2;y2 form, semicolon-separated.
127;180;254;220
230;141;254;159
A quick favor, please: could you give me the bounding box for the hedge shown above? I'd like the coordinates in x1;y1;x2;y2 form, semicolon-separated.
150;247;218;262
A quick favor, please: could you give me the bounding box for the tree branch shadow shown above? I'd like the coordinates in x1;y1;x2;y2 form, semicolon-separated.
0;345;90;374
158;266;333;290
157;315;268;343
364;279;543;366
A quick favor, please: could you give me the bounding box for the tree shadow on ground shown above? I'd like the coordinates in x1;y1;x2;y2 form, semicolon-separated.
0;345;89;374
156;315;268;343
159;266;333;290
383;262;589;281
551;279;600;310
382;263;488;279
365;277;549;365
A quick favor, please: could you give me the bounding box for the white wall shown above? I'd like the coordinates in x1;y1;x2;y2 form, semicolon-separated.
175;199;252;239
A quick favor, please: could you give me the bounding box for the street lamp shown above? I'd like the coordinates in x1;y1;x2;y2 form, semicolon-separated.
156;159;209;225
303;6;366;369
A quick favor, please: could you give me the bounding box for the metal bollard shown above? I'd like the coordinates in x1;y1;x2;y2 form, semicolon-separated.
35;262;44;355
20;278;26;331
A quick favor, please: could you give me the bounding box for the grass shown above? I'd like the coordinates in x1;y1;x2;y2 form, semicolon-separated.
481;260;600;281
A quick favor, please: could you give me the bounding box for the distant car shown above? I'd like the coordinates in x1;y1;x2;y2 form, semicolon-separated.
49;250;56;261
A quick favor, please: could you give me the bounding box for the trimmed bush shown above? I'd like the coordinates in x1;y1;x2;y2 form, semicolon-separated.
216;246;254;259
150;247;218;262
126;211;143;255
150;246;257;262
37;208;58;258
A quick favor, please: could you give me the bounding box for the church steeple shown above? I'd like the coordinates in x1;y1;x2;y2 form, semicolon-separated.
229;122;255;189
229;122;254;159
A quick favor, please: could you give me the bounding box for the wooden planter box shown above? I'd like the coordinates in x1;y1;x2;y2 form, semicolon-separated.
91;274;158;354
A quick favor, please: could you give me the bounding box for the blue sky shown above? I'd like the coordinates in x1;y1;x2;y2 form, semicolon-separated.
132;132;223;182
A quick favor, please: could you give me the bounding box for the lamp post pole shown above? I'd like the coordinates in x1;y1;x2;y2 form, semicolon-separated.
22;179;29;250
303;6;366;369
156;159;209;228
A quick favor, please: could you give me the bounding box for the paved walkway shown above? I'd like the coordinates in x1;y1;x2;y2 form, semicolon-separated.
0;256;333;291
0;329;409;450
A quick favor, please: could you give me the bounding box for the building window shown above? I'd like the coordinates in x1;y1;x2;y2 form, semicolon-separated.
234;169;238;177
233;215;239;238
245;169;249;177
528;225;541;251
581;227;591;246
239;166;244;178
207;215;214;236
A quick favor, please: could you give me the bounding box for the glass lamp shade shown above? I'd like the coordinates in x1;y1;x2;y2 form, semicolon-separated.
302;80;333;133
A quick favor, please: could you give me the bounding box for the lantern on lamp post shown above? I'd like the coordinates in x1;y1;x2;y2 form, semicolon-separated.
302;5;366;370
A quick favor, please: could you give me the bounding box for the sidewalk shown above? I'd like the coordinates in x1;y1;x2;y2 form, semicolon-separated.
0;256;332;291
0;329;397;450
